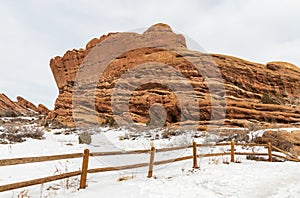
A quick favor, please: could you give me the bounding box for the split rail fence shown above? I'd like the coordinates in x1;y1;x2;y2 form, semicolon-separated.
0;141;299;192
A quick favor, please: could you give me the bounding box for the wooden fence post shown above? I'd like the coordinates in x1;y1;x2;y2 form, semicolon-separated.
268;142;272;162
147;147;156;178
231;140;235;163
80;149;90;189
193;142;199;168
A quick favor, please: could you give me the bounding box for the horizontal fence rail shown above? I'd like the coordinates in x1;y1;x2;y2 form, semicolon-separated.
0;140;299;192
90;149;150;157
88;162;150;174
0;171;82;192
0;153;84;167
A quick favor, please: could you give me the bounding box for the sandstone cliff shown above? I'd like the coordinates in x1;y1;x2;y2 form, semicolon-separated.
48;23;300;130
0;94;49;117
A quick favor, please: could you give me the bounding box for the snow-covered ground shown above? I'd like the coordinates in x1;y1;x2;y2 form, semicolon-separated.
0;126;299;198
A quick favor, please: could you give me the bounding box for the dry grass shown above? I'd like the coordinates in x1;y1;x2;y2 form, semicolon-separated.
0;109;21;117
17;189;30;198
246;155;284;162
117;175;136;182
253;130;294;152
0;126;44;144
261;93;285;105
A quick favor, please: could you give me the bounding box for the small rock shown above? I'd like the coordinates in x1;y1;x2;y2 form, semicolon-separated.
78;132;92;144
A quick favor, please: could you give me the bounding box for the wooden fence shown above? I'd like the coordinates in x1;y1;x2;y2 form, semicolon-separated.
0;141;299;192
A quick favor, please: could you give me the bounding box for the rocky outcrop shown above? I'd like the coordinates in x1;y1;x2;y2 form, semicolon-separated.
48;23;300;129
38;104;50;115
17;96;39;112
0;94;48;117
0;94;25;117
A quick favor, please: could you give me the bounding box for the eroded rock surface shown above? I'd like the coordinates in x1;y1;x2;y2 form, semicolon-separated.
0;94;49;117
48;23;300;129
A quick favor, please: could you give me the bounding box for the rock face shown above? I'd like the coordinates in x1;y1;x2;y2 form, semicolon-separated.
17;96;39;113
0;94;49;117
0;94;25;117
38;104;50;115
49;23;300;129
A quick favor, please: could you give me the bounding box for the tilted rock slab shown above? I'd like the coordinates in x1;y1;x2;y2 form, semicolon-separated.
0;94;49;117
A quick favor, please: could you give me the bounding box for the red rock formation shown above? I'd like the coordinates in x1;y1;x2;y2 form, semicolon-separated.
38;104;50;115
0;94;48;117
17;96;38;113
48;23;300;129
0;94;25;116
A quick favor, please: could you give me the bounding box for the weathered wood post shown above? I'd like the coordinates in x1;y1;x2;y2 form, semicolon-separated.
80;149;90;189
193;142;199;168
268;142;272;162
147;147;156;178
231;140;235;163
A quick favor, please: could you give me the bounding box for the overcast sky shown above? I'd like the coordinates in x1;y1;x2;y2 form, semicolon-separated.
1;0;300;108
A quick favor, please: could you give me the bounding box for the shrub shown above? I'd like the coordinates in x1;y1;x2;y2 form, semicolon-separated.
161;129;177;139
253;131;293;152
0;109;21;117
261;93;285;105
288;95;300;106
0;126;44;144
246;155;284;162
